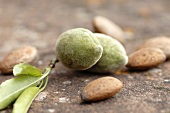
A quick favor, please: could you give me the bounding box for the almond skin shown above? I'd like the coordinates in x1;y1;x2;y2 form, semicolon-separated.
0;46;37;74
81;76;123;102
138;36;170;59
87;33;128;73
93;16;125;44
55;28;103;70
127;47;166;70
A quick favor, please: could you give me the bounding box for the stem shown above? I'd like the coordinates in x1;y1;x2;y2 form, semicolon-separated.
42;58;59;77
48;58;59;69
38;79;44;88
40;77;49;91
38;58;59;89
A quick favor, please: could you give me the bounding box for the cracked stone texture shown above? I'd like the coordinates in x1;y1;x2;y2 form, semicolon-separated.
0;0;170;113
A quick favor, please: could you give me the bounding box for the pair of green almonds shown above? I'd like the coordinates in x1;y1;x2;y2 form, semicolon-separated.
56;28;128;73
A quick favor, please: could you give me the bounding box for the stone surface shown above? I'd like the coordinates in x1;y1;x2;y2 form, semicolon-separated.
0;0;170;113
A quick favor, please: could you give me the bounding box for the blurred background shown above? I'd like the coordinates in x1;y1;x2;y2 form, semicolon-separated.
0;0;170;57
0;0;170;113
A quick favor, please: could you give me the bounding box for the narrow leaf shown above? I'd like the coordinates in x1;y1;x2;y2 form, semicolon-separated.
12;77;49;113
12;87;41;113
13;63;42;77
0;68;51;110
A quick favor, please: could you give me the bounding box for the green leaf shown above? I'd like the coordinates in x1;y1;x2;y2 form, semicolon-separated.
13;63;42;77
12;87;41;113
12;77;49;113
0;68;51;110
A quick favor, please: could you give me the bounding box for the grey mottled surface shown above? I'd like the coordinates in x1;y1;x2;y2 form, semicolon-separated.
0;0;170;113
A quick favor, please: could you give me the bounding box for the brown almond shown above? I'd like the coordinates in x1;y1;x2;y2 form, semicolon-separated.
127;47;166;70
81;76;123;102
93;16;125;44
138;36;170;59
0;46;37;74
